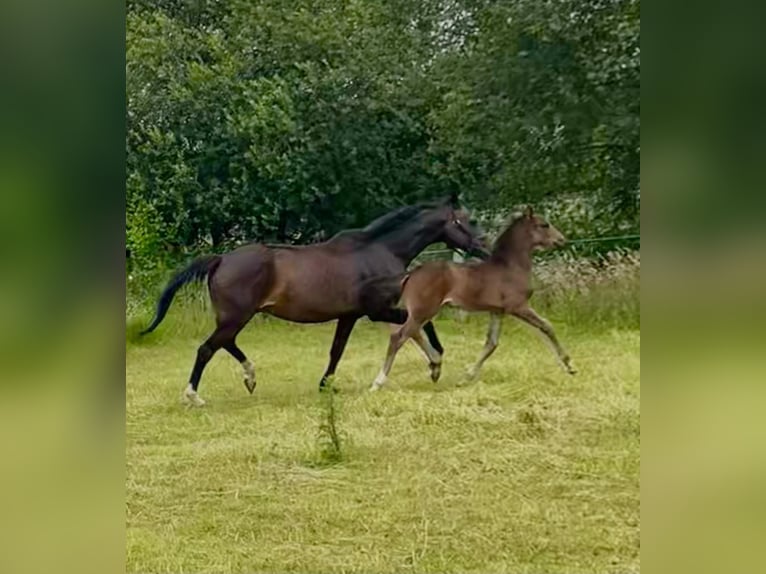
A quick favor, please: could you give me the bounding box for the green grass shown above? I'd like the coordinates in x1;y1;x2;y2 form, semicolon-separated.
127;312;639;574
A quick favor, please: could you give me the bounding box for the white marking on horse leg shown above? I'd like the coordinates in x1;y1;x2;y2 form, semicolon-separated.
182;384;206;407
242;360;256;393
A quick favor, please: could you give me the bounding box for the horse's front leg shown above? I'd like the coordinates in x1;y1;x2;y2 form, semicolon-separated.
511;306;576;375
319;315;359;391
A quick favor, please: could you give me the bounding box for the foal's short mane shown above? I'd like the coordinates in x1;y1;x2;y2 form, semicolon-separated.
489;214;526;260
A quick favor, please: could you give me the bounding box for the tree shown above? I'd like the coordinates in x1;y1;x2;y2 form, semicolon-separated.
126;0;640;264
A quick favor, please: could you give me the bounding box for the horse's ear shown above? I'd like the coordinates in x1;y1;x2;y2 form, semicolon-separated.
524;205;534;219
449;190;460;207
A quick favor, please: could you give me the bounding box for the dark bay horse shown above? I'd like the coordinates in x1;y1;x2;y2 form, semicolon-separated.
371;206;576;390
141;195;488;405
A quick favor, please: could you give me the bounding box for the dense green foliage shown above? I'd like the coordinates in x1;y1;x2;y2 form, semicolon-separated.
127;0;639;270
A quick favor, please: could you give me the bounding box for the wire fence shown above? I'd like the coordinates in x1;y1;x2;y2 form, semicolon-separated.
412;233;640;265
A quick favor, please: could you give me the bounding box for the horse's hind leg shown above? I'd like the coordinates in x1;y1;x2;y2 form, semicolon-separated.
369;309;443;382
410;328;442;382
371;317;421;391
223;339;256;394
184;319;253;406
184;326;232;406
466;313;503;381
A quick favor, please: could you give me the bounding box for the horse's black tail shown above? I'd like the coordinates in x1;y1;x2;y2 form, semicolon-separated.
140;255;222;335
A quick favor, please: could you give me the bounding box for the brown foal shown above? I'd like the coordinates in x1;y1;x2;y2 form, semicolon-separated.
371;206;576;390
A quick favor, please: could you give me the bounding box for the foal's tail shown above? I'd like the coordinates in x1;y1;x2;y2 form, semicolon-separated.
140;255;222;335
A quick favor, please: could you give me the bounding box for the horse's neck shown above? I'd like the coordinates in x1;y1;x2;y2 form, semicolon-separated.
379;224;442;264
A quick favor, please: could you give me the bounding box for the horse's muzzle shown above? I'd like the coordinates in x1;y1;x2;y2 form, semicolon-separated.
472;245;492;260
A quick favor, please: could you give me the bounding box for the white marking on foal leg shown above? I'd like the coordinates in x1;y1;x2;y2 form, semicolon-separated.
182;384;206;407
242;360;256;393
370;370;387;391
371;324;411;390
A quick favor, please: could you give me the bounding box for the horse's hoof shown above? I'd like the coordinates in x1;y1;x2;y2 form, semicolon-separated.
430;362;442;382
369;384;381;393
183;387;206;407
244;377;256;394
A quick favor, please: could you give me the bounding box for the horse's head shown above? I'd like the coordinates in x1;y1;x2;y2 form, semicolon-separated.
519;206;566;250
436;193;491;259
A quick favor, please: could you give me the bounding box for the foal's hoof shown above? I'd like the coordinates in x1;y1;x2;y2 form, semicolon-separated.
243;377;256;394
462;366;479;384
182;387;206;407
430;362;442;382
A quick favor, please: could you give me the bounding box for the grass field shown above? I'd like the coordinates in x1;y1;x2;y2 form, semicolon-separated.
127;309;639;573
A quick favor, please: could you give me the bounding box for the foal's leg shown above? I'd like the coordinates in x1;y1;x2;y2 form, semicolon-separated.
319;315;359;391
511;306;576;374
368;309;443;382
421;322;444;381
422;322;444;356
371;317;422;391
410;328;443;382
466;312;503;381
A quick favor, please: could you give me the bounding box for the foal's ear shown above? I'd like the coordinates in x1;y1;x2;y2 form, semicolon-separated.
524;205;534;218
448;190;460;207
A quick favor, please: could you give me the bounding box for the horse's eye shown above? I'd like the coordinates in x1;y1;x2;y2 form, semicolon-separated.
540;222;550;229
455;219;462;226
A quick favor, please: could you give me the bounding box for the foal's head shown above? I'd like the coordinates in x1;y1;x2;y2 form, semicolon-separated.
518;206;567;250
492;206;566;262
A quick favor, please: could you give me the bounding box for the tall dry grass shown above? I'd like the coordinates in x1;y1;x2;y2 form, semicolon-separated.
532;250;640;330
126;249;640;345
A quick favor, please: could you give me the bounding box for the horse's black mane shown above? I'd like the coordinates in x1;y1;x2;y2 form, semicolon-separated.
245;200;448;249
331;201;444;243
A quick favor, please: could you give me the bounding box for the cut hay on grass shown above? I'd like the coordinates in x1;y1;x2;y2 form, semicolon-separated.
127;311;639;574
